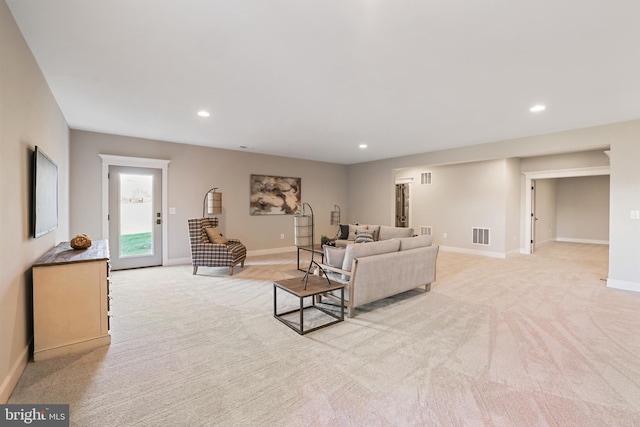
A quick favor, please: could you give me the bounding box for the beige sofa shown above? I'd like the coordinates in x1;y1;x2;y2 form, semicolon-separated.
334;224;414;247
318;234;438;318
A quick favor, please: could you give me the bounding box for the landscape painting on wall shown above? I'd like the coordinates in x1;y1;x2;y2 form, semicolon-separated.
250;174;301;215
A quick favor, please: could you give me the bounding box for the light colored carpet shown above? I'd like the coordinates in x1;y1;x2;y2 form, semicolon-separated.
9;242;640;426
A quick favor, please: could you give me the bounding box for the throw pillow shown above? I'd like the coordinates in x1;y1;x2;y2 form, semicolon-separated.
348;223;368;240
339;224;349;240
212;234;228;244
204;227;228;244
367;225;381;241
323;245;346;268
354;229;374;244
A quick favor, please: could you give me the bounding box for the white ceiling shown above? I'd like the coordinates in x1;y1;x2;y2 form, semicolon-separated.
7;0;640;165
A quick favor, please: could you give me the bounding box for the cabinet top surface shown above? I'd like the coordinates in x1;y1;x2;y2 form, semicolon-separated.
34;239;109;266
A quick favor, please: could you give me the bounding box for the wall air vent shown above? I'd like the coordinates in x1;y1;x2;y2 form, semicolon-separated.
472;227;490;245
420;226;432;236
421;171;432;185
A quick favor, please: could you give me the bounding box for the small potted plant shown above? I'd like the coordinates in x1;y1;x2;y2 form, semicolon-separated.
321;235;334;246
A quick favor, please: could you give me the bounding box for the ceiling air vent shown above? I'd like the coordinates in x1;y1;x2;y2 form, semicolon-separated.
420;226;432;236
421;171;432;185
472;227;490;245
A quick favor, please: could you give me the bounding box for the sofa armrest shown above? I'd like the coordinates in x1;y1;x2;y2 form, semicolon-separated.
317;263;351;278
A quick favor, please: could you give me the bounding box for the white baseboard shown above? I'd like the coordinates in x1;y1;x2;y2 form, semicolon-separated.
247;246;297;257
164;257;191;266
556;237;609;245
0;342;30;404
505;248;523;257
439;246;506;259
607;278;640;293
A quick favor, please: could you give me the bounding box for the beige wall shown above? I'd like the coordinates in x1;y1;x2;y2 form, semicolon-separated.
396;159;514;256
391;152;608;256
557;176;609;243
70;130;348;261
348;121;640;289
347;128;610;227
0;2;70;402
504;158;521;253
608;139;640;289
520;149;610;172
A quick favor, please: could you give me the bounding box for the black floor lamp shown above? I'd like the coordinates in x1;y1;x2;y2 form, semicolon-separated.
294;202;330;288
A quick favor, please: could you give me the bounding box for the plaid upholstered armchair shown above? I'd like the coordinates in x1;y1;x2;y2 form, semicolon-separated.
188;218;247;276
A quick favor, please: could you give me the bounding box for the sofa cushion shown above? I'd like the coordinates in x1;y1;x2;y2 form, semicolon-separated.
341;239;400;273
323;245;346;268
378;225;414;240
354;229;374;244
397;234;432;250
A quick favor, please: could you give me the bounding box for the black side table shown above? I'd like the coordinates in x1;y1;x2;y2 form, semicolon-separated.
273;275;345;335
296;244;325;271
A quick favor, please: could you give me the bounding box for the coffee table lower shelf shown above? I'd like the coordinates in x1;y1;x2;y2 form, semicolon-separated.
273;276;345;335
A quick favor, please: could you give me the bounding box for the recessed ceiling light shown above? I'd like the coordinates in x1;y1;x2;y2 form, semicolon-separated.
359;144;368;149
529;105;546;112
197;110;210;117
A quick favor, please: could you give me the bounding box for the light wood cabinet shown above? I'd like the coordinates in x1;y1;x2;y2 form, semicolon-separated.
32;239;111;361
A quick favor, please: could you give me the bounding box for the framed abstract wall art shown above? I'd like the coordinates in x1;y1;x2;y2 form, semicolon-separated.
250;174;301;215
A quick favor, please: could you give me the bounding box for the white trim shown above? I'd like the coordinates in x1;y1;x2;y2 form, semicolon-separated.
439;245;506;259
99;155;171;266
522;166;610;254
607;279;640;293
395;177;413;184
0;342;30;403
523;166;610;180
556;237;609;245
164;257;192;266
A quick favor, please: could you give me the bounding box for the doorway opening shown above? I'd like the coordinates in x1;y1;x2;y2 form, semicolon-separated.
99;154;171;268
523;166;610;254
395;183;410;228
109;166;162;270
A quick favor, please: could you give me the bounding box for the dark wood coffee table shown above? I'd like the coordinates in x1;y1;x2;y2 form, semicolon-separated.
273;275;345;335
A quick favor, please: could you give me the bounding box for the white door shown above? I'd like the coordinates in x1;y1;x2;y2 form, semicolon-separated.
109;166;162;270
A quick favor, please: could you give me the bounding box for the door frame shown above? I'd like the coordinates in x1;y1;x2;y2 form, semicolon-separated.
530;179;536;253
99;154;171;266
522;165;609;254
